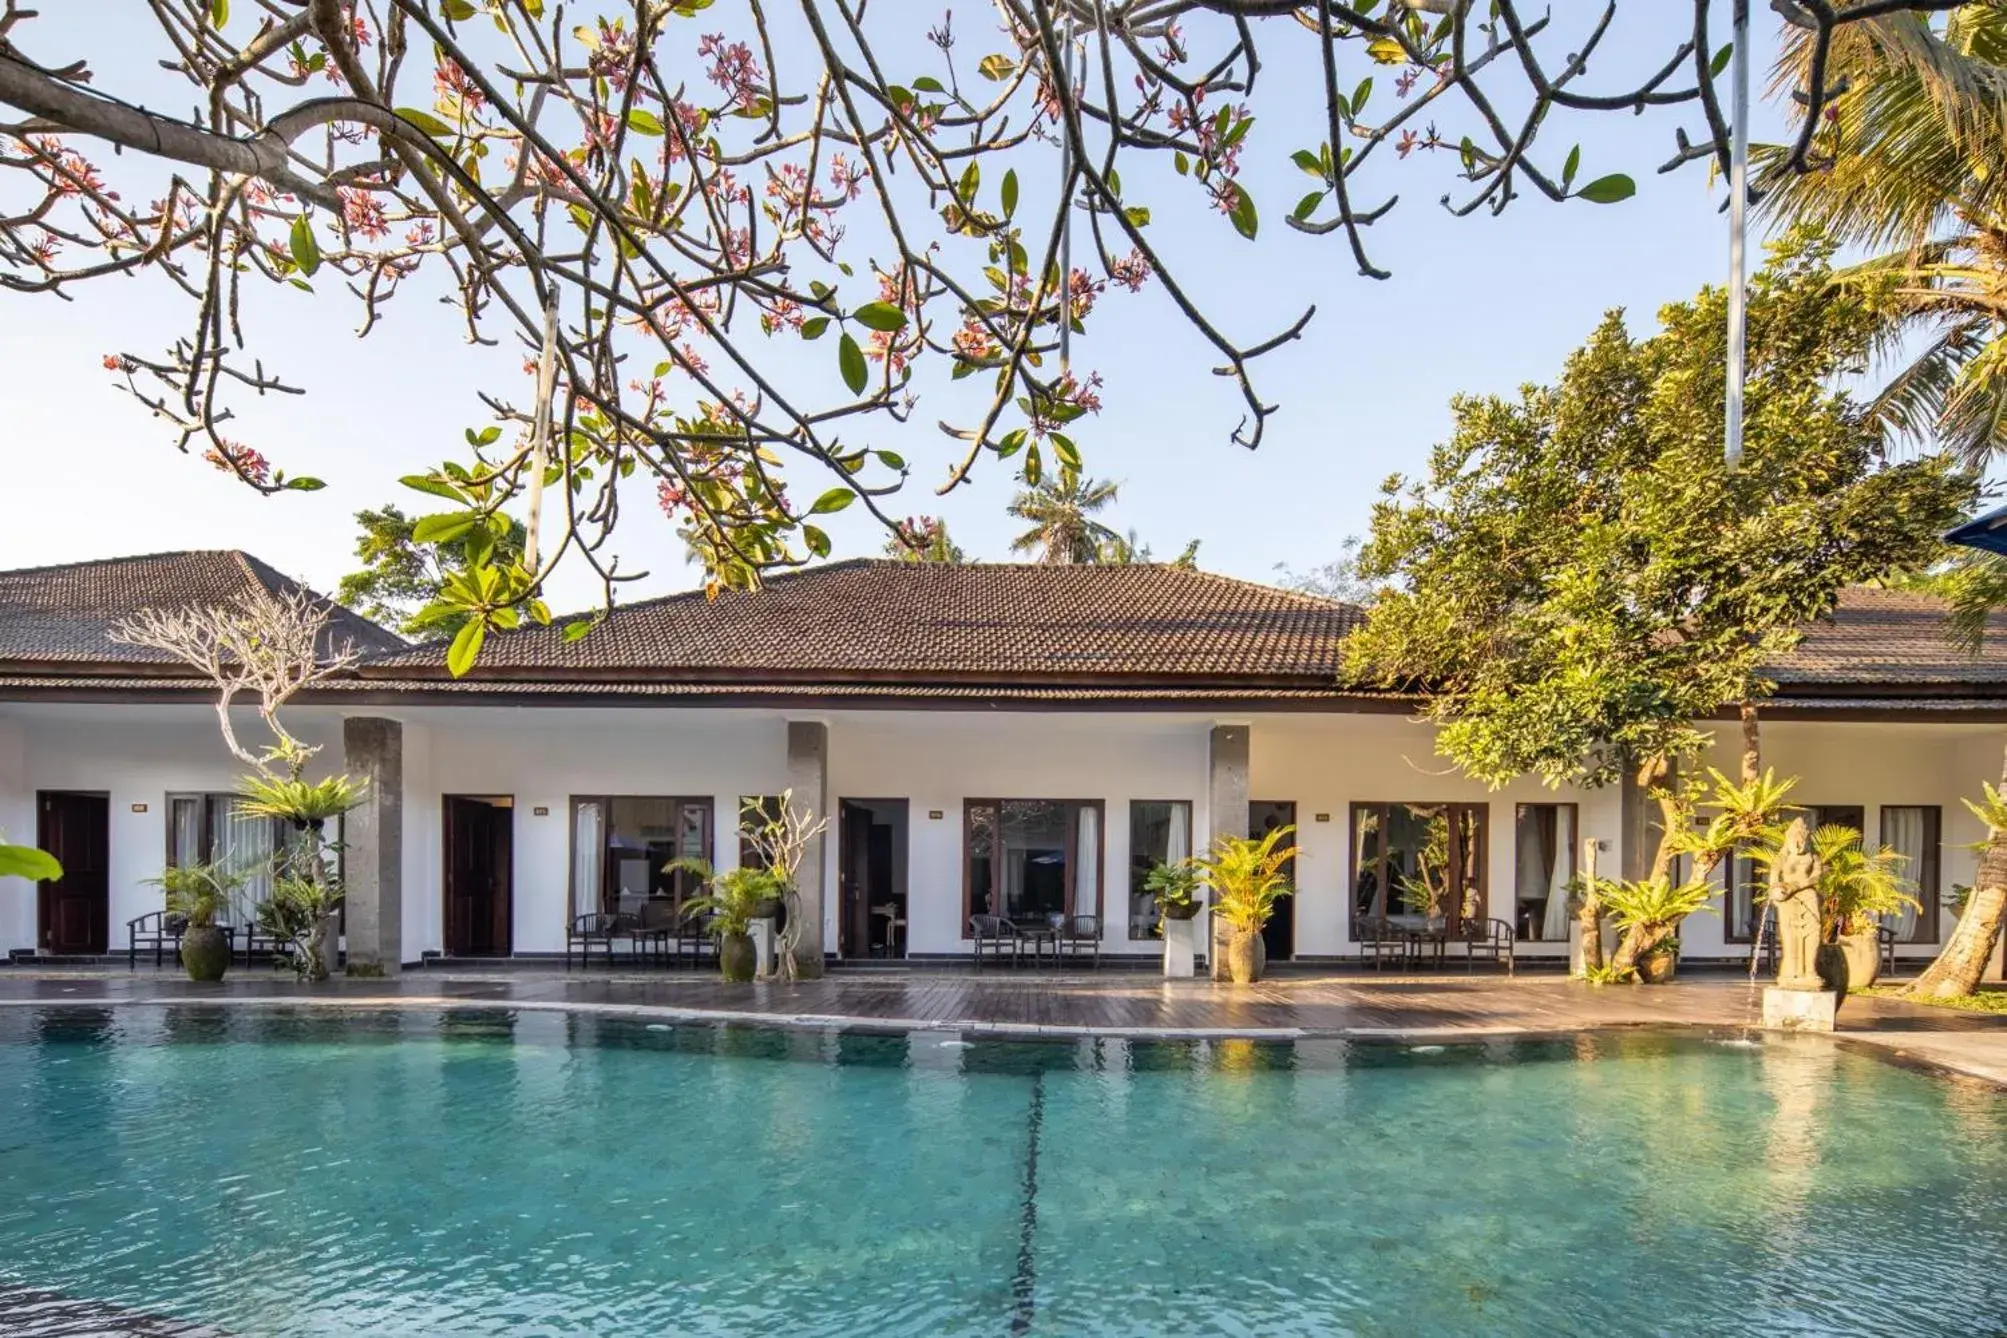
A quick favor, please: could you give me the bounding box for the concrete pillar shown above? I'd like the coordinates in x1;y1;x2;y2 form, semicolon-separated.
787;719;830;976
1207;724;1250;981
342;717;404;976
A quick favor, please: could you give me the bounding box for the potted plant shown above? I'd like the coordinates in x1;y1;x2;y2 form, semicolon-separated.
1145;858;1203;978
146;860;241;982
1807;824;1915;989
1194;826;1296;984
1597;875;1715;984
669;859;780;983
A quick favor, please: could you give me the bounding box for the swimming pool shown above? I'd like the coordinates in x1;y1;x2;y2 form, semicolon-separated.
0;1007;2002;1335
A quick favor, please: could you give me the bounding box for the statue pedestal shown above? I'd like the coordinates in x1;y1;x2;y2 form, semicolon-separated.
1762;986;1838;1033
750;917;778;980
1162;918;1197;979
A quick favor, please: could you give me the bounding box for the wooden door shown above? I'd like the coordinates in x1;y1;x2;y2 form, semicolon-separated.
839;801;870;958
38;792;109;955
1251;800;1297;961
444;797;513;956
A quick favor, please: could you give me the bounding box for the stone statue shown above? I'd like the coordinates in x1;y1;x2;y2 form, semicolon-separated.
1770;817;1826;991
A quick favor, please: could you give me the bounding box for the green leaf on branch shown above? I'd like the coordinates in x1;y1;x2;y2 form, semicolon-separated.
283;476;326;492
1563;144;1581;190
838;333;870;394
913;75;946;93
978;53;1015;81
1050;433;1082;472
1291;148;1325;181
0;844;61;882
289;216;320;277
446;619;486;678
1001;168;1019;217
209;0;228;27
1711;43;1734;78
1577;173;1636;204
1293;191;1323;222
561;620;595;643
1228;187;1259;240
800;316;830;340
413;511;480;544
803;524;832;558
401;475;466;503
811;487;856;515
395;108;455;139
1366;36;1406;64
853;302;908;333
1123;206;1151;227
626;108;665;136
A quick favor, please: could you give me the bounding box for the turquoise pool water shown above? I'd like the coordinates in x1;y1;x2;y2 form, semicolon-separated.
1;1009;2003;1336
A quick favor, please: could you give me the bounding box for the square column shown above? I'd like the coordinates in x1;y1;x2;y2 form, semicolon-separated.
787;719;829;977
342;717;404;976
1207;724;1250;981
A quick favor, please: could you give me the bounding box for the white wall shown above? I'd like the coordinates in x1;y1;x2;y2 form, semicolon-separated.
1;698;2000;966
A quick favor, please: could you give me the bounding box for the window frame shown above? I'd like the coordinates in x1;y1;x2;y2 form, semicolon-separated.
1879;804;1942;945
567;794;716;919
961;798;1105;934
1125;799;1194;941
1510;801;1578;943
1347;801;1490;941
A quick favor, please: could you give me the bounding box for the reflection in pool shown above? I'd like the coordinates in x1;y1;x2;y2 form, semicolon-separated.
0;1008;2003;1336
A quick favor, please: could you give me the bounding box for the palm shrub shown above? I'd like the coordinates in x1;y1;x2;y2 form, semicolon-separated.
145;860;242;929
670;861;783;937
1196;826;1296;936
1596;876;1716;980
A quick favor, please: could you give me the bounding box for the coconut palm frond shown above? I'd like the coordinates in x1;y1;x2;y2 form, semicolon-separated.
1937;335;2007;464
1006;475;1124;564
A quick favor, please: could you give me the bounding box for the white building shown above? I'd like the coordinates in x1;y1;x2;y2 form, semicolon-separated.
1;550;2000;972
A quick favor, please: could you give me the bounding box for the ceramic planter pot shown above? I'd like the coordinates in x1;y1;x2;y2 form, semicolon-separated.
1816;942;1853;999
1161;901;1202;922
180;923;230;983
719;931;757;983
1839;931;1881;989
1637;945;1677;985
752;897;785;922
1226;928;1265;984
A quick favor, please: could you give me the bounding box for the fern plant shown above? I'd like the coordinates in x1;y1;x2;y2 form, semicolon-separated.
1196;826;1296;935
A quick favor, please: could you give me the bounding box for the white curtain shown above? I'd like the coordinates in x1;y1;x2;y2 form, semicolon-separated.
218;799;276;923
1882;806;1926;942
1514;811;1548;939
1166;804;1190;864
573;800;603;918
1074;805;1100;926
1542;807;1574;943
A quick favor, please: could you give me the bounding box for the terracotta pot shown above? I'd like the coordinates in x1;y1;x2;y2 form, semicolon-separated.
719;932;757;983
1226;929;1264;984
1637;946;1677;985
1816;942;1852;999
1839;931;1881;989
180;923;230;983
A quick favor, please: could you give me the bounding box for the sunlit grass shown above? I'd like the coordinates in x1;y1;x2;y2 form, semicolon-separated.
1857;985;2007;1015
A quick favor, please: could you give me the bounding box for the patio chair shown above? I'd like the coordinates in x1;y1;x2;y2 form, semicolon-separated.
1463;918;1515;975
1358;918;1408;971
1060;914;1101;968
624;898;679;967
1878;924;1898;978
127;911;187;970
969;914;1018;970
566;913;621;970
675;904;718;969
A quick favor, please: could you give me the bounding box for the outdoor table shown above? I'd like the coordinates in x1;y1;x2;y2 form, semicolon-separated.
1016;924;1060;968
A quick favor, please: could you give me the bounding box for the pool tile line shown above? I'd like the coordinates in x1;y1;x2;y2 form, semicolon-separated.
1009;1068;1045;1337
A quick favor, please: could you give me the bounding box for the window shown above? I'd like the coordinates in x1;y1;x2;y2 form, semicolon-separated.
965;800;1102;931
1727;803;1867;944
570;796;713;921
1351;803;1487;938
1127;801;1192;940
1512;803;1576;942
1880;806;1942;944
738;795;784;870
166;792;286;917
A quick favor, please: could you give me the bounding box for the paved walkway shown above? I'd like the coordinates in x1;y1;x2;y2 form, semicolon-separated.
6;963;2007;1084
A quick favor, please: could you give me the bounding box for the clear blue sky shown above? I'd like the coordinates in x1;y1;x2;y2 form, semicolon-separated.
0;6;1802;610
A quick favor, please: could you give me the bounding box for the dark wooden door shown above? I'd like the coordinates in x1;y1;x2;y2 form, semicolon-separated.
839;801;871;959
444;797;513;956
38;792;109;955
1251;800;1297;961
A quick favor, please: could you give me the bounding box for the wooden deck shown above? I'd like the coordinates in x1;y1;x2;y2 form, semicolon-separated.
5;964;2007;1085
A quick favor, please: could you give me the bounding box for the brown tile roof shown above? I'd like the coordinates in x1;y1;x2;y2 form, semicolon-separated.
0;550;404;664
373;560;1362;682
1766;587;2007;687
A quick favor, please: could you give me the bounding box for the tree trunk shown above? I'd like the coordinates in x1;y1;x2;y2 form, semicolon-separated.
1907;740;2007;1000
1613;754;1683;971
1575;837;1604;978
1907;827;2007;1000
1739;700;1760;784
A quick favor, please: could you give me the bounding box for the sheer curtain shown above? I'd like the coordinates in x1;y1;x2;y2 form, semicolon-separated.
1074;805;1100;926
218;800;276;923
573;800;603;918
1882;806;1926;941
1542;807;1574;942
1514;809;1549;938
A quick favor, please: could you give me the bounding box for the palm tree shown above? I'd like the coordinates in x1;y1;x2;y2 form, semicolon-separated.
1007;475;1123;564
1760;8;2007;998
1758;6;2007;465
883;516;966;563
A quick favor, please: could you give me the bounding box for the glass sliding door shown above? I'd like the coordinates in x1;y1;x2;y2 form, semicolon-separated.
1350;802;1488;938
570;795;714;923
1128;801;1192;940
964;799;1103;930
1879;806;1941;943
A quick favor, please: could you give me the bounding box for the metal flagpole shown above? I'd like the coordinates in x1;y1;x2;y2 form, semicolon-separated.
525;290;560;571
1724;0;1752;471
1059;24;1080;377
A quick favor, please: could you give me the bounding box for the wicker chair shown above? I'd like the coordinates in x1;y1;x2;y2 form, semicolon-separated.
1358;918;1409;971
1463;917;1515;974
1061;914;1101;968
675;904;718;969
566;912;621;970
969;914;1019;969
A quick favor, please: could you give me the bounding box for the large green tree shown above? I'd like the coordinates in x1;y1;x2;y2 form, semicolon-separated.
338;505;527;638
1007;476;1124;565
1346;238;1973;967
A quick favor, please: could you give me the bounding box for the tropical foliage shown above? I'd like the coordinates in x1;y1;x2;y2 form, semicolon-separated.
1195;826;1296;936
1007;475;1125;565
145;859;244;931
883;518;965;565
338;505;528;637
1143;859;1204;929
0;844;60;882
665;860;782;939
